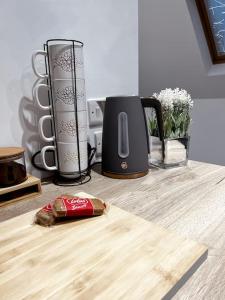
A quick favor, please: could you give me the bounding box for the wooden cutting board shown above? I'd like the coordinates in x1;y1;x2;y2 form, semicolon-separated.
0;192;207;300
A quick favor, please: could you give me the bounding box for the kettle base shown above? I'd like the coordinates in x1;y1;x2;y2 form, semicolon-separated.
102;170;148;179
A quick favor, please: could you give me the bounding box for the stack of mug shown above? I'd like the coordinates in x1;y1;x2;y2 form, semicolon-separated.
32;40;88;179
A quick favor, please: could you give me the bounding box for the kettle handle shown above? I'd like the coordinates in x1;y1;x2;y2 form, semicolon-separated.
141;97;165;157
141;97;164;140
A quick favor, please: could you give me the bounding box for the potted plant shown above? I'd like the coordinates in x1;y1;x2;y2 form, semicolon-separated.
149;88;193;168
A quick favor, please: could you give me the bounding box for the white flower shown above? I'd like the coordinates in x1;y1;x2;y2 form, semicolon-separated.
153;88;193;108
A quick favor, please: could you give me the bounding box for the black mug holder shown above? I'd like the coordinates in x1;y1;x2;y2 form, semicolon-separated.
43;39;91;186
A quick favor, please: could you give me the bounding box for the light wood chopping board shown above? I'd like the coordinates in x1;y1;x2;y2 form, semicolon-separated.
0;192;207;300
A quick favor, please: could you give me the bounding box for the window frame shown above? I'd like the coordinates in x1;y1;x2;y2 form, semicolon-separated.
196;0;225;64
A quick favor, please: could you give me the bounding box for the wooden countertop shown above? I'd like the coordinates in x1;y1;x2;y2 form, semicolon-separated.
1;160;225;299
0;192;207;300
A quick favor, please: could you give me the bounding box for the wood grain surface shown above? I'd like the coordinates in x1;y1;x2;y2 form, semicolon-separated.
0;175;41;207
0;192;207;300
0;147;25;160
0;160;225;299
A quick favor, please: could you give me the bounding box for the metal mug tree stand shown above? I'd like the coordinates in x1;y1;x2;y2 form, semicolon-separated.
43;39;91;186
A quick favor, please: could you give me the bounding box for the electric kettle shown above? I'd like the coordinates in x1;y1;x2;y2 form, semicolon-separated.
102;96;164;179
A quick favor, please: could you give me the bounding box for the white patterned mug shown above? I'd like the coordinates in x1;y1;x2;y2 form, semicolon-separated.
32;44;84;79
55;111;87;143
41;141;88;178
38;115;55;142
38;111;87;143
33;79;86;112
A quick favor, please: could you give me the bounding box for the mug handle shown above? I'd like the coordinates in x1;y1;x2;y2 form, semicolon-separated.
38;115;55;142
33;83;51;110
32;50;48;79
41;145;58;171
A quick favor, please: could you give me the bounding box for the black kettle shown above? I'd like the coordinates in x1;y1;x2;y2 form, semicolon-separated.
102;96;164;179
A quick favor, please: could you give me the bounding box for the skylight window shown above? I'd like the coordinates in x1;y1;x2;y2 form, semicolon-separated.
196;0;225;63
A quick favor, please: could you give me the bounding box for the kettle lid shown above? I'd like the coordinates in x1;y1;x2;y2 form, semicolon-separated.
106;95;139;101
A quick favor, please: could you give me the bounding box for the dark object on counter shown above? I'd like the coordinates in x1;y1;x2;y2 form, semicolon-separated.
0;147;27;187
102;96;164;179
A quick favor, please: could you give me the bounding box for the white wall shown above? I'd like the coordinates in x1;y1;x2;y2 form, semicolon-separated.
0;0;138;177
139;0;225;166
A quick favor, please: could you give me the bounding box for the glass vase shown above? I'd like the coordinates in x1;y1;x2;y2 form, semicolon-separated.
149;136;189;168
146;98;192;169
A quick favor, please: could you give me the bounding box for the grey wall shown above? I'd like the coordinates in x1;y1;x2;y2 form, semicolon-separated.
139;0;225;165
0;0;138;177
190;98;225;166
139;0;225;98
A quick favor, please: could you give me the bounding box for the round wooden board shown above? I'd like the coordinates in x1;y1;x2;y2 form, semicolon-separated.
0;147;25;161
102;170;149;179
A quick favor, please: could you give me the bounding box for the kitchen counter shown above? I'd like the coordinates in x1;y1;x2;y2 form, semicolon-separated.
1;160;225;299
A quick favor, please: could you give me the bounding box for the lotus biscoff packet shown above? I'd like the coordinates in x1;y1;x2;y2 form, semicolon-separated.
35;194;108;226
52;194;106;218
35;203;55;226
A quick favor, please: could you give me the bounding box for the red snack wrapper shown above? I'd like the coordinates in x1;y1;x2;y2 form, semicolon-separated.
53;195;106;218
35;203;55;226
